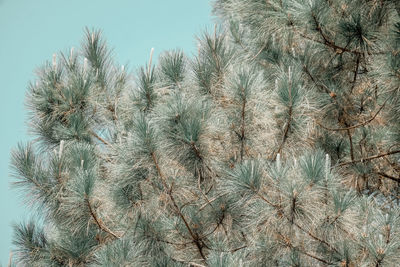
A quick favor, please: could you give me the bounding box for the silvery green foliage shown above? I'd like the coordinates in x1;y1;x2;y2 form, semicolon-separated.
10;1;400;266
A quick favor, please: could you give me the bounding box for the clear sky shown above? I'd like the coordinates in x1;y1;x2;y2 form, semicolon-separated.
0;0;212;264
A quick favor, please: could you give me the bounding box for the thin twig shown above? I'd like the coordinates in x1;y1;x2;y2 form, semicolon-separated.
150;152;207;261
315;99;387;131
273;104;292;160
346;128;355;161
85;195;120;239
250;42;267;61
240;86;247;162
255;189;338;253
199;192;229;211
89;130;112;147
304;13;363;56
276;231;332;265
376;172;400;184
337;149;400;167
350;54;361;93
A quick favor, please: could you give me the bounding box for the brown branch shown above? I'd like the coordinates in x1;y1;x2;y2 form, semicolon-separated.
89;130;112;147
299;20;386;56
292;220;338;253
301;249;331;265
256;191;280;209
350;54;361;93
231;245;247;253
199;220;222;240
302;63;355;127
250;42;267;61
273;70;296;160
338;149;400;167
303;64;330;95
240;86;247;162
151;152;166;185
85;195;120;239
299;31;361;55
153;237;193;247
14;173;52;196
316;99;387;131
305;13;363;56
232;30;270;69
190;142;203;161
150;152;207;261
346;129;355;161
276;231;332;265
376;172;400;184
188;141;218;182
199;193;229;211
273;104;292;160
145;90;152;112
255;189;338;253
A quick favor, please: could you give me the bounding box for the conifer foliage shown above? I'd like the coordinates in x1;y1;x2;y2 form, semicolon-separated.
9;1;400;266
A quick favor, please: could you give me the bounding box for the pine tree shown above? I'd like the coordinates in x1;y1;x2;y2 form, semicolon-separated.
9;1;400;266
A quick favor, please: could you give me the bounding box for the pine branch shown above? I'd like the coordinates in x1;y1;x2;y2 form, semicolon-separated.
350;54;361;93
250;42;267;61
230;29;269;69
346;128;355;161
276;231;332;265
338;149;400;167
376;172;400;184
239;85;247;162
300;249;331;265
190;142;203;161
150;152;207;261
273;104;292;160
85;195;120;239
316;99;387;131
302;64;331;95
306;13;363;55
89;130;112;147
255;188;339;254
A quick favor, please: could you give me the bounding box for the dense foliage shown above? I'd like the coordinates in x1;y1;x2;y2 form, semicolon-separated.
9;0;400;266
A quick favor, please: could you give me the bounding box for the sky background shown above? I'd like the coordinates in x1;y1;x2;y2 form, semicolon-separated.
0;0;212;264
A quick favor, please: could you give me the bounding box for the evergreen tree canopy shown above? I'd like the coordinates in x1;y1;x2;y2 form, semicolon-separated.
9;1;400;266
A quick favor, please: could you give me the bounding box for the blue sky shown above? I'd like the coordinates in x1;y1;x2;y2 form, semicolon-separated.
0;0;212;264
